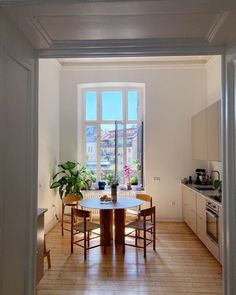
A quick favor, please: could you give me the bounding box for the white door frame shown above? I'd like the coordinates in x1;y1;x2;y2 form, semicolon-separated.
39;47;234;295
222;49;236;294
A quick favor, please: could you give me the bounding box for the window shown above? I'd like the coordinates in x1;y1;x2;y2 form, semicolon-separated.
82;85;144;186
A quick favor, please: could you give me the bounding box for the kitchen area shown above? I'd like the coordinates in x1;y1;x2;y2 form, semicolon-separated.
182;98;223;264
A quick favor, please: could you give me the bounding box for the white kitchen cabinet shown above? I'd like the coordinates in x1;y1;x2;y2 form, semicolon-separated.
182;185;188;223
192;109;208;160
196;193;207;244
191;100;221;161
182;184;222;264
219;206;224;264
182;185;197;233
206;100;221;161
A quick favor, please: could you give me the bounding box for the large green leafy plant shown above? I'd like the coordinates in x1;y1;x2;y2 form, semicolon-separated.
50;161;93;199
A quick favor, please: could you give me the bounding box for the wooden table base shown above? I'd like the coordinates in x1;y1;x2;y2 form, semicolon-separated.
100;209;113;246
114;209;125;244
100;209;125;246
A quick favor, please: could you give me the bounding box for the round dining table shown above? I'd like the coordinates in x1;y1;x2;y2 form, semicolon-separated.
80;197;143;246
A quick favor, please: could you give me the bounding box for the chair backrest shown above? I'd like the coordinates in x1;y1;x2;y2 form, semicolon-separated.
72;208;90;219
136;193;152;208
63;194;82;205
140;206;156;223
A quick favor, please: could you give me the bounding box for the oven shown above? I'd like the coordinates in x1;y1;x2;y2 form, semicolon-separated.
206;200;219;244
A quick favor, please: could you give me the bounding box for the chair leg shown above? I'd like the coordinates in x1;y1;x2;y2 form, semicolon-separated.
135;229;138;246
153;223;156;251
61;203;65;236
44;236;51;269
87;231;90;248
46;251;51;269
71;230;73;254
84;231;87;260
143;228;146;258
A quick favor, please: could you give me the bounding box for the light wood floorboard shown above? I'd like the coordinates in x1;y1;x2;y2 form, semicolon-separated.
37;222;222;295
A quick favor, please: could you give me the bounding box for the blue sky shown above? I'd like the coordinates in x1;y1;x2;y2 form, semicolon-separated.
86;90;138;124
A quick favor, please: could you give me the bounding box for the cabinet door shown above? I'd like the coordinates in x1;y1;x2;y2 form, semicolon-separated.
192;109;208;160
206;101;221;161
219;206;223;264
196;194;207;243
182;185;188;222
187;189;197;233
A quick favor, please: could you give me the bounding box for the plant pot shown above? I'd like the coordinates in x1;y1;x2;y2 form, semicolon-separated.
127;183;132;190
98;181;106;190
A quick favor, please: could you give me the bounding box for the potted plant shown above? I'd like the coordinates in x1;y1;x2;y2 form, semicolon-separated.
84;169;96;190
50;161;90;199
131;175;138;185
106;172;119;202
124;164;133;190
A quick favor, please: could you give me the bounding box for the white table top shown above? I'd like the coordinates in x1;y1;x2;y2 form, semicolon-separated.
80;197;143;210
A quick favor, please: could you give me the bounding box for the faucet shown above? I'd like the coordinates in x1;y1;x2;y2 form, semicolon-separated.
210;170;220;182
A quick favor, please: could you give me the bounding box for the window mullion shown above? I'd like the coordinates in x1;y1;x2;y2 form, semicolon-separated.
97;90;102;180
123;89;127;168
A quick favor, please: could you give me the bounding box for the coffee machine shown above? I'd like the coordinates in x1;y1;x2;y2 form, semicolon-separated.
195;169;206;185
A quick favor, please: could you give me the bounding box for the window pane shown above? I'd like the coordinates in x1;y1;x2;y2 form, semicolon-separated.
85;126;97;174
100;124;115;179
126;124;141;185
116;122;124;184
128;91;139;120
102;91;122;120
86;91;97;120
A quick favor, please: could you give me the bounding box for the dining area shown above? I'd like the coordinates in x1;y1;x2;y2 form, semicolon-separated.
62;193;156;259
37;198;222;295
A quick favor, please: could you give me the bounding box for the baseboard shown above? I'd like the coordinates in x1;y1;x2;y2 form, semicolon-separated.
45;218;60;234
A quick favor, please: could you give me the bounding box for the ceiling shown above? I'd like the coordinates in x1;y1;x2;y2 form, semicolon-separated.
2;0;236;57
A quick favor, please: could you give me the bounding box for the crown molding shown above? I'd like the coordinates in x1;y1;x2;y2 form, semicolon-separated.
207;11;229;44
27;16;53;46
38;38;225;58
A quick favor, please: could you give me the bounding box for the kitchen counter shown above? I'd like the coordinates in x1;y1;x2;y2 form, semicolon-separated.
181;183;222;205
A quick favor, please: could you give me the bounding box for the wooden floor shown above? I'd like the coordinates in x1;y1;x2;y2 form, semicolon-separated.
37;222;222;295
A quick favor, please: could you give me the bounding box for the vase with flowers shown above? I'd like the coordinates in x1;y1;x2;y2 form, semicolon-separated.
124;164;133;190
106;172;119;202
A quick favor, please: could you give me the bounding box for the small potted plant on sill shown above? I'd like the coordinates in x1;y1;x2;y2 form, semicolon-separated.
130;175;138;187
124;164;133;190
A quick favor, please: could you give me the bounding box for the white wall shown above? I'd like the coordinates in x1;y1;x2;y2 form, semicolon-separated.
206;56;222;105
38;59;61;232
60;62;207;221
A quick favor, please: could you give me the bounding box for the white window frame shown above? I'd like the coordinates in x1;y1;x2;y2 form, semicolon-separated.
81;83;144;183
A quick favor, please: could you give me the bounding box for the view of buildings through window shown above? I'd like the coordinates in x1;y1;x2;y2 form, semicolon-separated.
83;86;143;186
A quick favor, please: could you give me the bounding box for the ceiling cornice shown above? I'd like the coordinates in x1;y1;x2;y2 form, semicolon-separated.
38;38;225;58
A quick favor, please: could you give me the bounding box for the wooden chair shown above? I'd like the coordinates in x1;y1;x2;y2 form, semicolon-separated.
44;234;51;269
61;194;82;236
126;193;153;222
123;206;156;258
71;208;105;260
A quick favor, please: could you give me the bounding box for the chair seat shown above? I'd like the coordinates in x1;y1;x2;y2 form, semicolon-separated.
74;221;100;232
125;219;153;231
